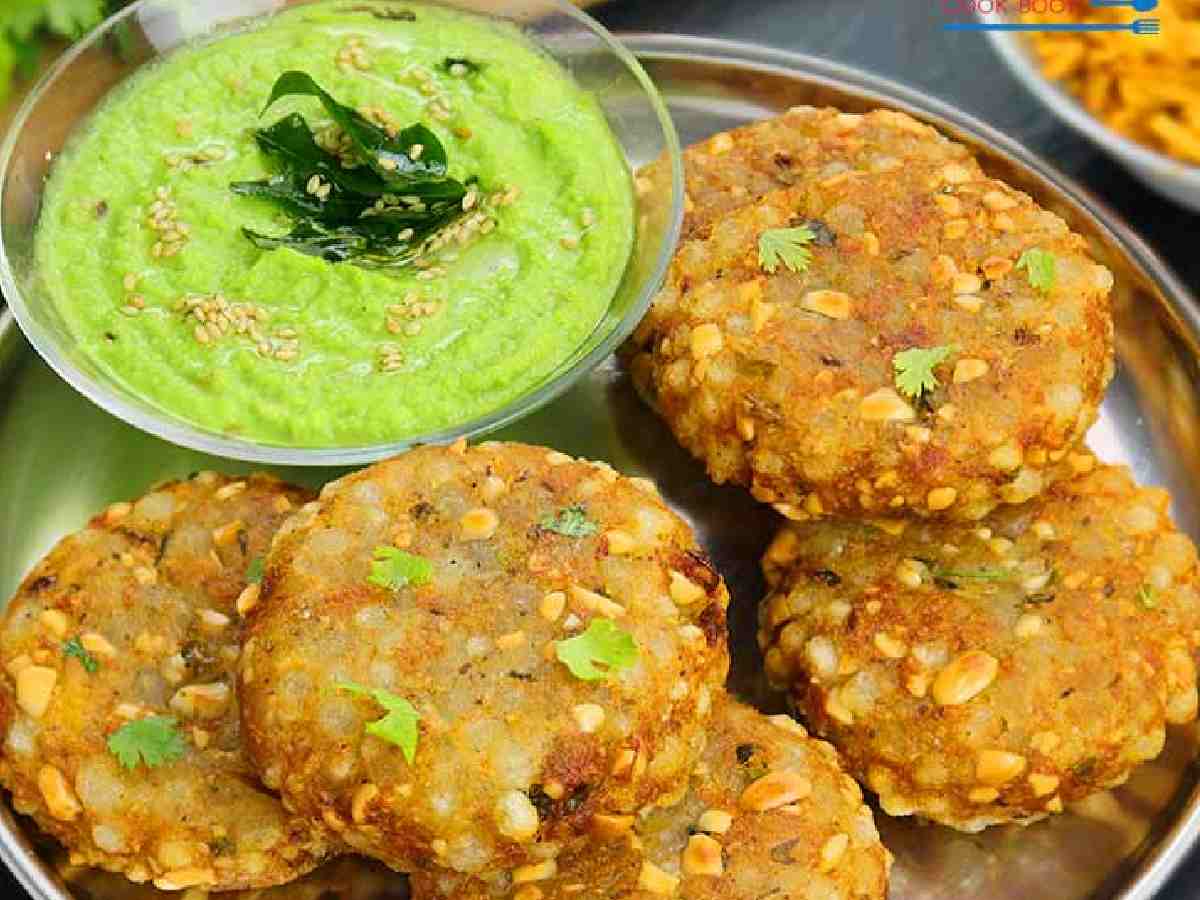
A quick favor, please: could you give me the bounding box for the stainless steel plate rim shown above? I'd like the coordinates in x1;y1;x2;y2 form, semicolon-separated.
1;32;1199;900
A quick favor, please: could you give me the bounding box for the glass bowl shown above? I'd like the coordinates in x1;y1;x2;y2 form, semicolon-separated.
0;0;683;465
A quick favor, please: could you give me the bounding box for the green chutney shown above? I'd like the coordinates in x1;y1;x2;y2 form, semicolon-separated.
35;1;634;446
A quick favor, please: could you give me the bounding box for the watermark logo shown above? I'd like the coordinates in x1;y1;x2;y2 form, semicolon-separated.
942;0;1160;34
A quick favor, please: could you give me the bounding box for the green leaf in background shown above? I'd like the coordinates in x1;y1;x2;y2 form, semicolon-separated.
43;0;105;37
0;0;128;103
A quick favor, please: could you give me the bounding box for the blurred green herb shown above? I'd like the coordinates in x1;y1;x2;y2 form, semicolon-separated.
893;344;956;401
0;2;134;105
1016;248;1057;294
63;636;98;673
539;505;598;538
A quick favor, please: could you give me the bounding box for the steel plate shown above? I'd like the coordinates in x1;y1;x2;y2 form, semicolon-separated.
2;33;1200;900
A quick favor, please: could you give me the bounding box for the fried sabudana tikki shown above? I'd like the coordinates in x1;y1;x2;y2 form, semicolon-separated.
759;462;1200;831
0;474;330;891
239;442;729;877
412;694;890;900
628;107;1114;521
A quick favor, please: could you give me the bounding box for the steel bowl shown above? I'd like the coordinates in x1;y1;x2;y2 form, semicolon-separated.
976;7;1200;212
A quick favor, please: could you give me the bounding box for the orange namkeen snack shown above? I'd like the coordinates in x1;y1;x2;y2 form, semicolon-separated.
1024;1;1200;164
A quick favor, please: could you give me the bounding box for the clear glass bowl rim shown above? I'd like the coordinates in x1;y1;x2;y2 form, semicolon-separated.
0;0;684;466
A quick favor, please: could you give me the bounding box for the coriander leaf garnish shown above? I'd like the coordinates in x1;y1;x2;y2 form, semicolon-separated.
368;546;433;591
337;681;421;762
757;226;815;274
893;344;956;401
62;637;98;674
1016;248;1056;294
107;716;187;770
540;505;598;538
1138;584;1157;609
245;556;265;584
442;57;482;75
555;618;638;681
231;72;472;268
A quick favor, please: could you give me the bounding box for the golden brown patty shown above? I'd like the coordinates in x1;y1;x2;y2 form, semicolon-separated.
240;442;730;877
0;474;330;891
411;694;890;900
627;107;1114;521
59;855;407;900
758;460;1200;831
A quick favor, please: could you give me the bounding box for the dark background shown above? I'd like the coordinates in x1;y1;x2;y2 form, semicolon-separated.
5;1;1199;897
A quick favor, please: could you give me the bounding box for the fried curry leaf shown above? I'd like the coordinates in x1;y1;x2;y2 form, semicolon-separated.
262;71;453;184
242;111;384;196
555;618;638;681
62;637;98;673
107;716;187;770
540;505;598;538
233;73;472;268
1016;248;1057;294
893;344;956;401
368;546;433;591
337;681;421;762
757;226;814;274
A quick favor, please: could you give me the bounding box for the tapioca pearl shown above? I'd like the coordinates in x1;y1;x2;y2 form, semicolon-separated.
367;659;399;691
74;757;126;814
92;823;128;853
443;832;493;874
840;671;880;717
276;669;313;720
238;822;286;853
318;697;361;740
806;636;839;681
1153;532;1198;575
169;523;212;557
630;506;675;547
306;527;352;558
4;715;36;757
487;736;538;790
354;605;390;630
349;480;384;506
1123;503;1159;535
133;491;177;522
135;668;171;706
